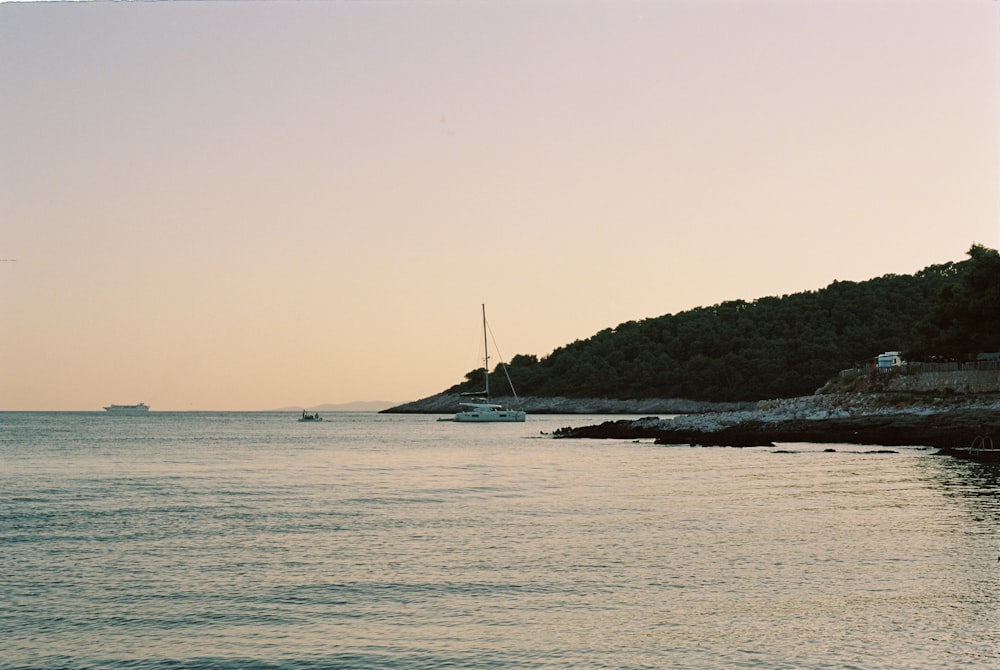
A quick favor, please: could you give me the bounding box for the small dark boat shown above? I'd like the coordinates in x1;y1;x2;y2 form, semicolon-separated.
298;410;323;422
939;436;1000;463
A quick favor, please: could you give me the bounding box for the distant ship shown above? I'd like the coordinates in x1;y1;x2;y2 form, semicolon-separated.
104;402;150;415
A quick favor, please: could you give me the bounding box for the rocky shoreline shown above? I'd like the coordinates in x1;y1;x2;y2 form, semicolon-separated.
384;369;1000;459
552;392;1000;453
381;392;753;415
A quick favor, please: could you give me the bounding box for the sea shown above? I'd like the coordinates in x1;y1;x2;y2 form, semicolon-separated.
1;411;997;669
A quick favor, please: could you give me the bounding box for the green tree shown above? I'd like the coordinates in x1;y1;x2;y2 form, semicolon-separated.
912;245;1000;358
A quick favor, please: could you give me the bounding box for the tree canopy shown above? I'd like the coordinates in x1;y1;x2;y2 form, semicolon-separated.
909;244;1000;359
450;245;999;402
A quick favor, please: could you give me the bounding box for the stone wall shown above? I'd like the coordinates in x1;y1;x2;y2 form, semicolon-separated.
820;366;1000;396
883;369;1000;394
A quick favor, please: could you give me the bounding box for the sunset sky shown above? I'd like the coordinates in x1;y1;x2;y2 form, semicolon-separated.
2;0;998;411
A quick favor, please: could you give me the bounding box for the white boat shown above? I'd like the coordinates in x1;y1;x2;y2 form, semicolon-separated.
104;402;150;415
454;400;527;422
298;410;323;422
450;305;526;423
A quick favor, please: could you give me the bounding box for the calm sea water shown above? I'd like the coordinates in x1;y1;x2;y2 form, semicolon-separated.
1;411;997;669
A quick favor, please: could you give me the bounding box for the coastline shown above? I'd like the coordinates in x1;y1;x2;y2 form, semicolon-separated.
381;393;753;415
385;368;1000;460
551;392;1000;455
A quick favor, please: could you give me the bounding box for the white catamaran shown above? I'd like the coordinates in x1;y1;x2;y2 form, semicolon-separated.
451;305;526;423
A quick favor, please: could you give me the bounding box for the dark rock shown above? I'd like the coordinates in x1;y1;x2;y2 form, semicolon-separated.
553;418;664;439
556;407;1000;451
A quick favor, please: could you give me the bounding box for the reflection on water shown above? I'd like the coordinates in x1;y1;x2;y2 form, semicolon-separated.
0;412;997;669
925;456;1000;523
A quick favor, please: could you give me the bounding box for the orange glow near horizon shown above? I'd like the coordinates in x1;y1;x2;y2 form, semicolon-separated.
1;0;997;410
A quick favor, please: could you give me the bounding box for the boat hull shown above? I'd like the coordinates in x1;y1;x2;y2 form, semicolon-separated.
941;447;1000;463
454;407;526;422
941;436;1000;463
104;403;149;415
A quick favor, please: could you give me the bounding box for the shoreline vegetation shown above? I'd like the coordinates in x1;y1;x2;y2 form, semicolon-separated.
438;246;1000;405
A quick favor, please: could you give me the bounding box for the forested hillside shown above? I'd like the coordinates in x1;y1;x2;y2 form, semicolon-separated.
450;245;1000;403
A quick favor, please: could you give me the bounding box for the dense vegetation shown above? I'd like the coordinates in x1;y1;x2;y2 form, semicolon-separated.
451;245;1000;403
909;244;1000;359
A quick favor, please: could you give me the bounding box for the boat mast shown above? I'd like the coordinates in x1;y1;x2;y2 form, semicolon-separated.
482;303;489;399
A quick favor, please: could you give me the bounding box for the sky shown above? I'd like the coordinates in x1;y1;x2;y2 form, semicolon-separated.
1;0;998;411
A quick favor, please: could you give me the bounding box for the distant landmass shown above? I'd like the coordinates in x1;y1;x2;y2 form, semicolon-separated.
440;244;1000;404
276;401;400;412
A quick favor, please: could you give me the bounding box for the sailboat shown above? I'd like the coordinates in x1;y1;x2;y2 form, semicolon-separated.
451;305;527;423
